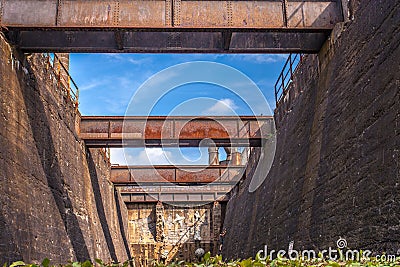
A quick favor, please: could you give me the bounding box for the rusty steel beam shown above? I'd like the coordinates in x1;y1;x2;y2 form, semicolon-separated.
117;184;232;203
112;165;242;203
79;116;274;147
111;165;243;184
6;29;330;53
120;192;230;203
0;0;344;53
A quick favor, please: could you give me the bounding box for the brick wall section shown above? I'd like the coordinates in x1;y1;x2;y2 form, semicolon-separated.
223;0;400;259
0;34;129;264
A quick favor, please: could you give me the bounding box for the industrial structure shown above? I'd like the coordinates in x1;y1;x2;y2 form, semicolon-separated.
1;0;399;266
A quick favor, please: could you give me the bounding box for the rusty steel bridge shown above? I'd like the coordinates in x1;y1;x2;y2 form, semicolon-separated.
79;116;274;147
1;0;345;53
0;0;345;203
79;115;270;203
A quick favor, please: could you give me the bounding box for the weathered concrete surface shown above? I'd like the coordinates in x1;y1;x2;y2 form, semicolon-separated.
0;34;130;264
223;0;400;258
126;202;223;265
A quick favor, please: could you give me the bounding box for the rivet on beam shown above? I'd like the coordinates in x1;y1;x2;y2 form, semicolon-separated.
165;0;172;27
55;0;63;26
173;0;181;27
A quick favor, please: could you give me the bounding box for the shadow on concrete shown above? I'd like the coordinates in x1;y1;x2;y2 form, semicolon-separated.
86;150;118;263
19;57;90;261
148;206;157;241
114;189;133;266
0;211;22;264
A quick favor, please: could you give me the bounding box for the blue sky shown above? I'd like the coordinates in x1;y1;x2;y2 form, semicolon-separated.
69;53;288;165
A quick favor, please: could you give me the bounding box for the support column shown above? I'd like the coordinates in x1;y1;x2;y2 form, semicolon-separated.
231;148;242;166
208;147;219;165
224;147;241;165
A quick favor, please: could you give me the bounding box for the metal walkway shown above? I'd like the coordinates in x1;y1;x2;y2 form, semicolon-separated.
79;116;274;147
111;165;242;185
1;0;344;53
113;165;241;203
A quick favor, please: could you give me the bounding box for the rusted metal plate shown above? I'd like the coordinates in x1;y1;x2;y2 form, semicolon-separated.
287;1;343;28
230;31;329;52
176;168;221;183
110;168;132;183
117;183;233;203
179;1;228;27
12;29;330;53
124;31;223;50
111;165;244;184
175;119;233;139
129;168;175;183
2;0;57;26
1;0;342;28
118;184;232;193
177;0;341;28
229;1;283;28
79;116;274;147
58;0;166;27
59;1;116;26
144;119;173;139
112;119;145;139
118;185;232;195
121;192;229;203
2;0;343;52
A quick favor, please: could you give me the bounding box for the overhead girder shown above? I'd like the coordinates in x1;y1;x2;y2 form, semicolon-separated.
0;0;344;53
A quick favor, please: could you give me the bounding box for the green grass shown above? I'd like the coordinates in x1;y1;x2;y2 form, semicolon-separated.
4;252;400;267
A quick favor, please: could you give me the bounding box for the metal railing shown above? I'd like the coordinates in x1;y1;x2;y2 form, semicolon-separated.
274;53;303;106
45;53;79;109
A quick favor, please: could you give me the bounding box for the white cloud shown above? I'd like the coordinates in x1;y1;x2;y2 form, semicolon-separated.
141;148;173;165
110;148;129;165
229;54;288;64
203;98;238;115
103;54;153;66
110;148;173;165
80;80;104;91
103;53;123;61
110;147;209;166
127;57;153;66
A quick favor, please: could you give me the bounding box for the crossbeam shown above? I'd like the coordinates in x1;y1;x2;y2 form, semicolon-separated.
79;116;274;147
117;184;231;203
112;165;242;203
111;165;243;184
1;0;344;53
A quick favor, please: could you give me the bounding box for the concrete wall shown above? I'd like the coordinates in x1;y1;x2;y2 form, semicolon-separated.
0;34;130;264
223;0;400;259
126;202;223;266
